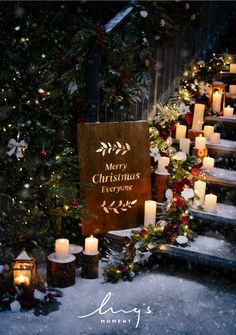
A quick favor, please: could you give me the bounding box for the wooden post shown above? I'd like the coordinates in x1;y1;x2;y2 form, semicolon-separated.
69;244;83;268
188;130;204;141
47;254;76;288
81;252;99;279
152;173;170;203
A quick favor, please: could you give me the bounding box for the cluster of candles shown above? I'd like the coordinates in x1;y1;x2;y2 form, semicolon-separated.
55;235;98;260
194;180;217;213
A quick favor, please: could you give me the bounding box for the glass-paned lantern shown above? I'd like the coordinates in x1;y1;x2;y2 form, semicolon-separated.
209;81;225;115
13;250;36;286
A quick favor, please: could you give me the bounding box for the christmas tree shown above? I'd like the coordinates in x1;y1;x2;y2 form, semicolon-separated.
0;3;90;259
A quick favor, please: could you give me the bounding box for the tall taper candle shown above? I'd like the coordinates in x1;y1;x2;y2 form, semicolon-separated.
192;103;205;131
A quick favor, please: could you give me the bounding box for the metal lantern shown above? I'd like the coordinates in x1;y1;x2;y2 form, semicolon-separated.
209;81;225;114
13;250;36;286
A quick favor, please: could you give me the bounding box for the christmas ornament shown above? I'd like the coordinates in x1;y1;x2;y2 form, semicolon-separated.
176;235;189;245
7;138;28;158
40;148;47;157
71;199;79;208
38;88;46;98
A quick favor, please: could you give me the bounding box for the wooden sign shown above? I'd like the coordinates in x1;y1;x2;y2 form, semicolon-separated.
77;121;151;235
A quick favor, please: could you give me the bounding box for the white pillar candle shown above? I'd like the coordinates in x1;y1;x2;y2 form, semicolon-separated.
179;138;190;154
192;103;205;131
209;132;221;144
230;64;236;73
229;85;236;95
144;200;156;227
223;105;234;117
157;157;170;174
195;135;206;149
175;124;187;140
55;238;69;259
84;235;98;255
202;157;215;169
212;90;222;114
194;180;206;207
204;194;217;213
203;125;214;139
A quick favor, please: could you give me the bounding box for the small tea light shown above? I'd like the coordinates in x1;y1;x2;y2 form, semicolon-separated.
14;273;30;286
55;238;69;259
144;200;156;227
195;135;206;149
230;64;236;73
210;132;221;144
223;105;234;117
202;157;215;169
229;85;236;95
84;235;98;255
179;138;190;154
175;124;187;140
204;194;217;213
203;125;214;139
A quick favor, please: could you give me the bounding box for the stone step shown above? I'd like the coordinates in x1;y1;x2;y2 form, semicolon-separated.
200;167;236;188
205;115;236;127
154;235;236;274
206;139;236;156
191;203;236;227
106;229;236;275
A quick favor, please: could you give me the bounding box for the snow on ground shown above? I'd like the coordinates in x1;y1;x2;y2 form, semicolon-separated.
0;265;236;335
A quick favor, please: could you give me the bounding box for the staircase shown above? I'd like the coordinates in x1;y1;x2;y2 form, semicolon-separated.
155;70;236;278
106;70;236;280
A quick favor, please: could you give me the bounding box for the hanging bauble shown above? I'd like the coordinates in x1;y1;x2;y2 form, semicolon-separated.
40;148;47;157
38;88;46;98
71;199;79;208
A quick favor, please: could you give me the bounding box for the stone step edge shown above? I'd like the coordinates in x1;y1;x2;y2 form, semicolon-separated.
191;204;236;226
154;244;236;272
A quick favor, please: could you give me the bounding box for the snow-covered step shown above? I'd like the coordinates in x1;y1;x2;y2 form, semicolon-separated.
205;115;236;127
106;230;236;274
155;236;236;273
206;139;236;156
201;167;236;187
191;203;236;227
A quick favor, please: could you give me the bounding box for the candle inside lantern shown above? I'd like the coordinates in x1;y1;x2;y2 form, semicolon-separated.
179;138;190;154
195;134;206;149
14;273;30;286
192;103;205;131
230;64;236;73
175;124;187;140
144;200;156;227
212;90;222;114
193;180;206;207
55;238;69;259
229;85;236;95
209;132;221;144
157;156;170;174
223;105;234;117
204;194;217;213
203;125;214;139
202;156;215;169
84;235;98;255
